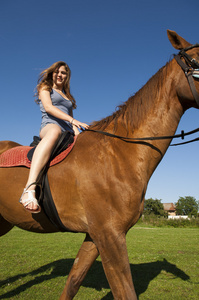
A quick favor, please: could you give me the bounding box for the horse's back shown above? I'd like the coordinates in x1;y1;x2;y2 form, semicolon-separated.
0;140;21;155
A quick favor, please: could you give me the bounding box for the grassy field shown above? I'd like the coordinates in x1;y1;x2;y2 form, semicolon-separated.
0;225;198;299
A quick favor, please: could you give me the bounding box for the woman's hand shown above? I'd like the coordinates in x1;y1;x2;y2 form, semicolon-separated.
71;119;89;136
71;119;89;130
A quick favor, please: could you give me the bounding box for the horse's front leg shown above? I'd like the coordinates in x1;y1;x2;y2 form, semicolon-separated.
93;230;137;300
60;234;99;300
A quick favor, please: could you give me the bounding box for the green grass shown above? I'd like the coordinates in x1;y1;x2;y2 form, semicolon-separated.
0;225;199;299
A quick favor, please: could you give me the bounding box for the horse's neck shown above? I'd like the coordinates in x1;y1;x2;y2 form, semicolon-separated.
108;64;184;181
125;64;184;152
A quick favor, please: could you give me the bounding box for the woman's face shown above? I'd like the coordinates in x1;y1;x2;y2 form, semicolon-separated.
52;65;68;89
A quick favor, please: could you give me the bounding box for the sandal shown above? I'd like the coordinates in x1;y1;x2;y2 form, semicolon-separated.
19;183;41;214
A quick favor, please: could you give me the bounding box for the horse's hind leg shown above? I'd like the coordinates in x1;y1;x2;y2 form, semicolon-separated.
60;234;99;300
0;215;14;236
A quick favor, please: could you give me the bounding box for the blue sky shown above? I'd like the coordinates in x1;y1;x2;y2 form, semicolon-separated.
0;0;198;204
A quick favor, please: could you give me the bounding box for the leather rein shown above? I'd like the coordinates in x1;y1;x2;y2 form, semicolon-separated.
84;45;199;146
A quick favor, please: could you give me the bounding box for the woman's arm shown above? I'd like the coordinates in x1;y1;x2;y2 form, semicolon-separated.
70;111;80;135
39;90;73;123
39;89;89;131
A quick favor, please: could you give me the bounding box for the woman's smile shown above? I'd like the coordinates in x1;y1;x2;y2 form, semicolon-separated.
53;66;67;89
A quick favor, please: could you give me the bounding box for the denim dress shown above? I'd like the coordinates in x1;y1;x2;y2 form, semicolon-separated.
39;89;74;133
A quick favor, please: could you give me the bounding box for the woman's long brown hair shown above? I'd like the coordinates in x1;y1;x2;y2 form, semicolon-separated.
35;61;76;109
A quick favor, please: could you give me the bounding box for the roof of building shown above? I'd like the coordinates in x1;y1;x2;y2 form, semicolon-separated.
163;203;176;211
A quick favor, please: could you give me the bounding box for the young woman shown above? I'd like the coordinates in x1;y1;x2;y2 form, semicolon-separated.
19;61;89;213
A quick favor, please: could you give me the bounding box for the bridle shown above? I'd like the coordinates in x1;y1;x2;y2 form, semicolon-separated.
174;43;199;107
84;44;199;146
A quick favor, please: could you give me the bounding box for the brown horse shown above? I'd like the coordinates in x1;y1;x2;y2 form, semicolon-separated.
0;30;199;299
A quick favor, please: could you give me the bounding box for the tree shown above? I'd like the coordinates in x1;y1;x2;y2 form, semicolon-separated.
175;196;199;217
144;198;166;216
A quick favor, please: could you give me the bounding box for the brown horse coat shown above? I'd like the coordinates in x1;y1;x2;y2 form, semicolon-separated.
0;30;199;300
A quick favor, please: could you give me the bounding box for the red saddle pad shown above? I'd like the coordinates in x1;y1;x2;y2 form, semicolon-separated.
0;137;76;168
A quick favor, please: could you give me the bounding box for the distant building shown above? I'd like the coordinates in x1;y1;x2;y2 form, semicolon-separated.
163;203;176;216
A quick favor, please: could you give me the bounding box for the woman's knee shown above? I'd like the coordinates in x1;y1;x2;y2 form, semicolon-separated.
50;126;62;139
40;124;62;140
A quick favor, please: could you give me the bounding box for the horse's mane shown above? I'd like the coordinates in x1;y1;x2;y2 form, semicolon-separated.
90;63;169;134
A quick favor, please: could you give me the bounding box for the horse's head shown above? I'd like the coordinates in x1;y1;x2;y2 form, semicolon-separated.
167;30;199;110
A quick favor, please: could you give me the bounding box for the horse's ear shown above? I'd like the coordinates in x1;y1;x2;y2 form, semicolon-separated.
167;30;191;50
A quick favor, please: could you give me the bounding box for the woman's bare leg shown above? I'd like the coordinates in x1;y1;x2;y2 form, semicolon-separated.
20;124;62;211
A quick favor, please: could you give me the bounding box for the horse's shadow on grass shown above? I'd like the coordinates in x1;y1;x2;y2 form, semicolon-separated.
0;258;190;299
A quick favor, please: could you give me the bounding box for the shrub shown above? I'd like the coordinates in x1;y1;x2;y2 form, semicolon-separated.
138;215;199;228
